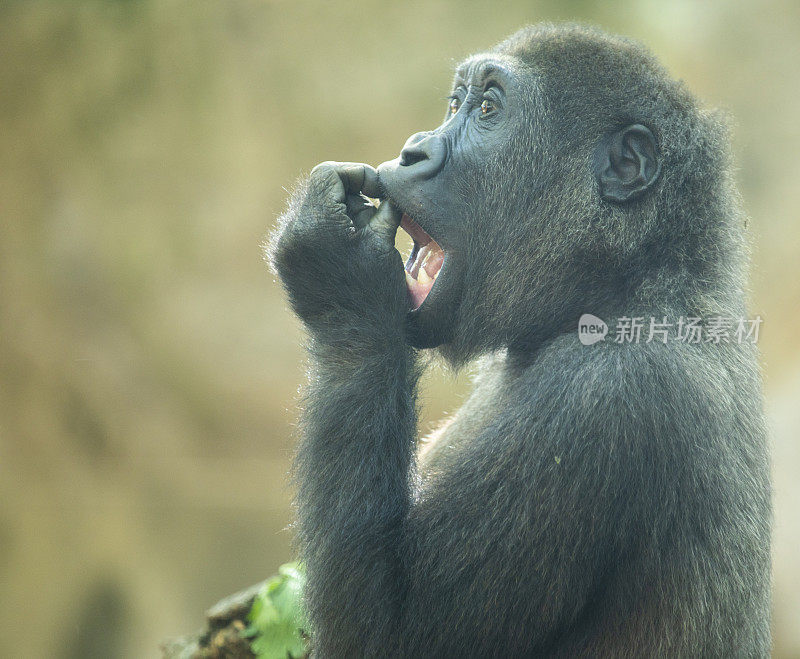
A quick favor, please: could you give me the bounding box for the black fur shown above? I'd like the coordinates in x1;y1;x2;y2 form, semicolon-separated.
269;23;771;658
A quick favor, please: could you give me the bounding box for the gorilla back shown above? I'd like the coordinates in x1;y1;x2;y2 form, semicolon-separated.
269;23;771;657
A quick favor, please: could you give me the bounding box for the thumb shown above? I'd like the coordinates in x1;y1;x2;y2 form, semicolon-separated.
367;199;402;245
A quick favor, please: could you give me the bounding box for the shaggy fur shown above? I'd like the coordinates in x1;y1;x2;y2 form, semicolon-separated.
269;23;771;658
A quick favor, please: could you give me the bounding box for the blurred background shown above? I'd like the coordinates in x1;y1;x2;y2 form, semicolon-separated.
1;1;798;657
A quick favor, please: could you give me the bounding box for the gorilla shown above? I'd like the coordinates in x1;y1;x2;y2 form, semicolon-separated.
269;23;771;658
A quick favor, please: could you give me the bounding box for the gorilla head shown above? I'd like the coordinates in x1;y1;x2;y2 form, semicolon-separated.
378;24;739;364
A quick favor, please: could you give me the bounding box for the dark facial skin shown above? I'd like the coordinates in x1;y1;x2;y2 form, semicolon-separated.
377;56;523;348
268;24;770;658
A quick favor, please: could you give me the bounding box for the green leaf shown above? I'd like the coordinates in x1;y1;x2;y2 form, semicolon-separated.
245;562;310;659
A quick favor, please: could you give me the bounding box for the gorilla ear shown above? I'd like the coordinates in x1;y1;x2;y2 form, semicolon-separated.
597;124;660;203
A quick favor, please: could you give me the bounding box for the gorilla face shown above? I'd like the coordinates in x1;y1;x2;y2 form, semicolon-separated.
378;45;660;357
377;55;527;349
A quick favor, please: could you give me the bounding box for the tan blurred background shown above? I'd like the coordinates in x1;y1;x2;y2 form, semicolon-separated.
1;1;798;657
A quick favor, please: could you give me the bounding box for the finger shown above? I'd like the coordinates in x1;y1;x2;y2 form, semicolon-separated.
309;162;347;204
346;193;376;229
310;161;381;203
335;163;380;199
367;199;402;244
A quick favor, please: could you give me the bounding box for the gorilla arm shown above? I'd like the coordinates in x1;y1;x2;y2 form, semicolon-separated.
270;162;418;657
294;331;417;658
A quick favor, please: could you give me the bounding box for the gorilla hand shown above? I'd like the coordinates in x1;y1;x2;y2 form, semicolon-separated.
270;162;406;334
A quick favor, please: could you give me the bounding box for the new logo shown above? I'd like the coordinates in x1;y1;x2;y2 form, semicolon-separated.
578;314;608;346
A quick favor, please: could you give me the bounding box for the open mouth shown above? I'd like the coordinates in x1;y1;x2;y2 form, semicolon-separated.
400;213;445;310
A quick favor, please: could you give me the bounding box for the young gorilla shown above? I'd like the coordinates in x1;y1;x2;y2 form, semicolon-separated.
269;24;771;658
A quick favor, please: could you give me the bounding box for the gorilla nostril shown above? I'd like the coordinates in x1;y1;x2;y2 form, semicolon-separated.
395;132;445;178
400;148;429;167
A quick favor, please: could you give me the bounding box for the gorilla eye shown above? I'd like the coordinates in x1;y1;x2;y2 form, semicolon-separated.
480;99;496;116
449;97;460;115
